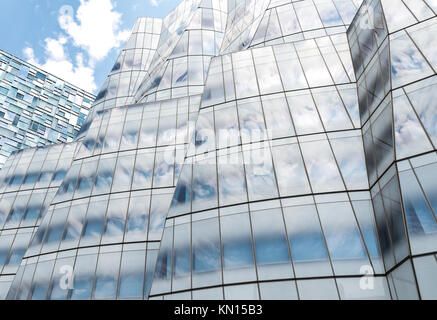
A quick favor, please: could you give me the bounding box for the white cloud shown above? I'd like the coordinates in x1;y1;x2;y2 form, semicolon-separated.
150;0;160;7
58;0;130;62
23;0;131;93
23;41;97;93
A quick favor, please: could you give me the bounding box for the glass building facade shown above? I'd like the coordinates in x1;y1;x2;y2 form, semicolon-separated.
0;49;95;168
1;0;437;300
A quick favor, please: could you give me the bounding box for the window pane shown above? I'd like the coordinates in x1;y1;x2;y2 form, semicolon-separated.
101;197;129;245
218;154;248;206
118;250;146;299
192;160;218;212
221;213;256;284
93;252;121;300
283;205;332;278
132;150;154;190
192;218;222;288
125;195;150;242
300;139;345;193
244;147;278;202
272;143;311;197
261;94;295;139
317;202;370;276
251;208;293;280
112;155;135;193
173;223;191;291
287;91;324;135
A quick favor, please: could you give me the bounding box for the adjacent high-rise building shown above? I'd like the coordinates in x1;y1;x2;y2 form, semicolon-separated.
0;49;95;168
1;0;437;300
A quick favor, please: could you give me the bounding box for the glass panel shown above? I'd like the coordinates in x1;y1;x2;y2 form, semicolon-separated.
118;250;146;299
399;170;437;255
192;160;218;212
287;91;324;135
16;264;36;300
148;193;173;240
120;120;141;151
297;279;339;300
244;147;278;202
237;98;266;145
273;44;307;91
30;260;55;300
145;249;158;298
3;233;32;274
42;207;70;253
372;100;394;176
47;257;75;300
22;192;45;227
413;255;437;300
92;157;116;196
60;202;88;250
259;281;298;300
214;104;239;149
101;197;129;245
251;208;293;280
132;151;154;190
352;200;384;274
153;149;175;188
317;202;370;276
80;199;107;247
218;154;248;207
312;89;353;131
192;218;222;288
224;284;259;300
393;94;433;159
390;31;433;88
157;115;176;146
406;78;437;146
261;94;295;139
0;235;14;268
300;139;345;193
112;155;135;193
192;287;223;300
389;259;419;300
139;113;158;148
415;162;437;214
330;135;369;190
169;164;192;216
253;46;282;94
4;194;31;229
337;277;391;300
93;252;121;300
173;223;191;292
295;43;333;87
221;212;256;284
272;143;311;197
283;204;332;278
74;160;98;199
152;227;173;295
232;51;259;99
125;195;150;242
55;163;80;203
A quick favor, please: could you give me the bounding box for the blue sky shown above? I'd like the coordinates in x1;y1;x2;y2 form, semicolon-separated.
0;0;181;94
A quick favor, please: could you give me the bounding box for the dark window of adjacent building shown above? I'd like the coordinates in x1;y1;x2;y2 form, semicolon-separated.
36;71;46;81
